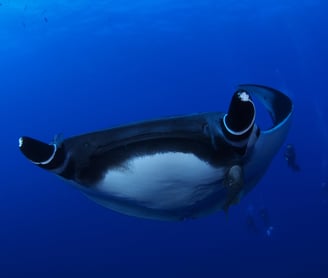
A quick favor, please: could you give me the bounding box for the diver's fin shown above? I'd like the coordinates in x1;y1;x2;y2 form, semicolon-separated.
223;165;244;213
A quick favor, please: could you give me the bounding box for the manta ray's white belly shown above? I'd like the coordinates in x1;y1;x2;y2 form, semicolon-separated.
95;152;225;210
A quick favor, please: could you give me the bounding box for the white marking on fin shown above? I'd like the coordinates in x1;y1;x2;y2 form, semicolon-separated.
18;137;23;148
34;144;57;165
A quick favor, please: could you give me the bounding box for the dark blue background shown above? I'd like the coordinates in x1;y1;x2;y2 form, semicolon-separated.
1;1;327;277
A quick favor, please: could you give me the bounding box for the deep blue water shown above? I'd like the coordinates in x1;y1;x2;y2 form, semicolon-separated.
1;0;328;277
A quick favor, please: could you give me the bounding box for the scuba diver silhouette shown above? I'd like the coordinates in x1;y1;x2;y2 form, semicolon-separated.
284;144;300;171
246;205;274;238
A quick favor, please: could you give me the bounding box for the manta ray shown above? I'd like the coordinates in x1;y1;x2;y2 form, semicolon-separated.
19;84;292;220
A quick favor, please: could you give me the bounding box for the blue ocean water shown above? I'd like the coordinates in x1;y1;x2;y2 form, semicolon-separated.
1;0;327;277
